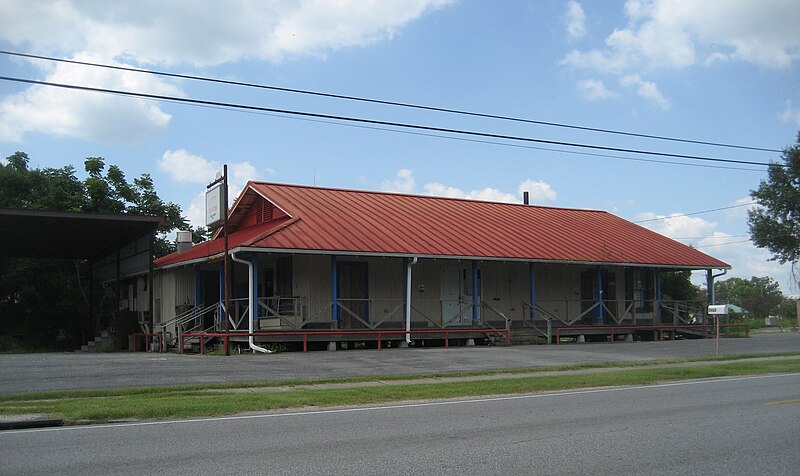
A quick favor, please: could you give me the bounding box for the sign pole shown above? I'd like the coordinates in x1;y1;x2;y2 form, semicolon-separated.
223;165;230;356
206;165;230;356
708;304;727;357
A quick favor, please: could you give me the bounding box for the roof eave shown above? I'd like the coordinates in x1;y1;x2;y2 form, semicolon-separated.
229;246;730;269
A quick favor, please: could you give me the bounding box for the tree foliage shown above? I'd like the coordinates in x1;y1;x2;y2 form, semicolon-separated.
659;270;699;302
1;152;191;256
0;152;195;350
714;276;787;319
748;133;800;268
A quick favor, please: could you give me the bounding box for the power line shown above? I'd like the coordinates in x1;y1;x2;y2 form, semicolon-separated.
0;49;782;154
672;234;749;239
633;203;754;223
189;100;764;172
698;239;752;248
0;75;780;168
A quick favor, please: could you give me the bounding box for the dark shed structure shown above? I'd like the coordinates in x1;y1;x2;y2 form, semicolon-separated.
0;208;163;349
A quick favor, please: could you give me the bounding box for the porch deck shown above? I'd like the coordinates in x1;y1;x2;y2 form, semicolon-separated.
155;297;730;352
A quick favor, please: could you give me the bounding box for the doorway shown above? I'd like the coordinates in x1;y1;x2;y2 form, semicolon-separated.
337;262;369;328
441;267;481;326
580;270;614;324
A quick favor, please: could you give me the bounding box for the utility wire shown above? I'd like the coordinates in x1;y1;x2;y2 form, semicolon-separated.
186;100;764;172
633;203;754;223
697;239;752;248
0;49;781;154
672;234;749;239
0;75;780;168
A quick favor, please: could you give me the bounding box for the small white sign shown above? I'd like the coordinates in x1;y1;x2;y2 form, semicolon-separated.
206;183;224;228
708;305;728;315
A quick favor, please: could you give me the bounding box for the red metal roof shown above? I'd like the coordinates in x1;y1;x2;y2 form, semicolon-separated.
155;182;730;269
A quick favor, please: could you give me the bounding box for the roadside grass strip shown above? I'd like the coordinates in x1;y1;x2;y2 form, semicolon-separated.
1;355;799;424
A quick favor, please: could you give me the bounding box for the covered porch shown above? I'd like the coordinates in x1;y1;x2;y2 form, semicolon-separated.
153;251;714;351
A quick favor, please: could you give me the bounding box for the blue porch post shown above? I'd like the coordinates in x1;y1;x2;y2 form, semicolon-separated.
251;254;259;325
529;263;536;320
219;262;225;325
472;261;479;323
706;269;715;305
331;255;339;326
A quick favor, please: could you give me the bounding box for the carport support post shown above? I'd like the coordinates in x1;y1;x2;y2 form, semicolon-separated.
89;262;95;334
331;256;339;327
472;261;480;323
115;248;121;328
149;232;155;338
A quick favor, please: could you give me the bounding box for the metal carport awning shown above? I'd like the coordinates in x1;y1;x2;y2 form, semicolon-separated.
0;208;163;260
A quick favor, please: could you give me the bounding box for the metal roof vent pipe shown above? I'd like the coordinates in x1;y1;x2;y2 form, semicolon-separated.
176;230;193;253
523;191;530;205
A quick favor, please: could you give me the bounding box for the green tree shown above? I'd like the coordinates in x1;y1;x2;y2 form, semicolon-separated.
714;276;786;319
748;133;800;282
776;300;797;322
660;270;699;301
79;157;191;255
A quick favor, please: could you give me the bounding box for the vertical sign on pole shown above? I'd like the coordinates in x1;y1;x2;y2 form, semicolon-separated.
207;165;229;355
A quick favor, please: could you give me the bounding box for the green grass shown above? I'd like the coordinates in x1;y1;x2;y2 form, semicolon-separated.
2;351;798;403
1;355;798;424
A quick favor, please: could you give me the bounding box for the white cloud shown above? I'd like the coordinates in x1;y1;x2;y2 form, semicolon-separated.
518;179;557;203
0;53;178;143
381;169;416;194
0;1;452;143
724;197;756;220
560;49;630;74
637;213;716;240
561;1;800;107
637;209;797;295
781;100;800;127
565;1;587;40
184;192;209;230
0;0;453;67
381;169;556;204
159;149;257;190
563;1;800;72
423;183;517;203
159;149;259;228
704;52;730;66
576;79;617;100
619;74;670;109
159;150;219;184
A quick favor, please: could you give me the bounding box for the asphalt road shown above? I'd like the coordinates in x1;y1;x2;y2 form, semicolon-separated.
1;333;798;394
2;372;798;475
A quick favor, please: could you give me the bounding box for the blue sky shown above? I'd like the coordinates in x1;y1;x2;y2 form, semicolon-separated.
1;1;798;295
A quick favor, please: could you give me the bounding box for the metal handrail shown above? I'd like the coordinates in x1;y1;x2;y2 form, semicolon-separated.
159;303;219;349
481;300;511;332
